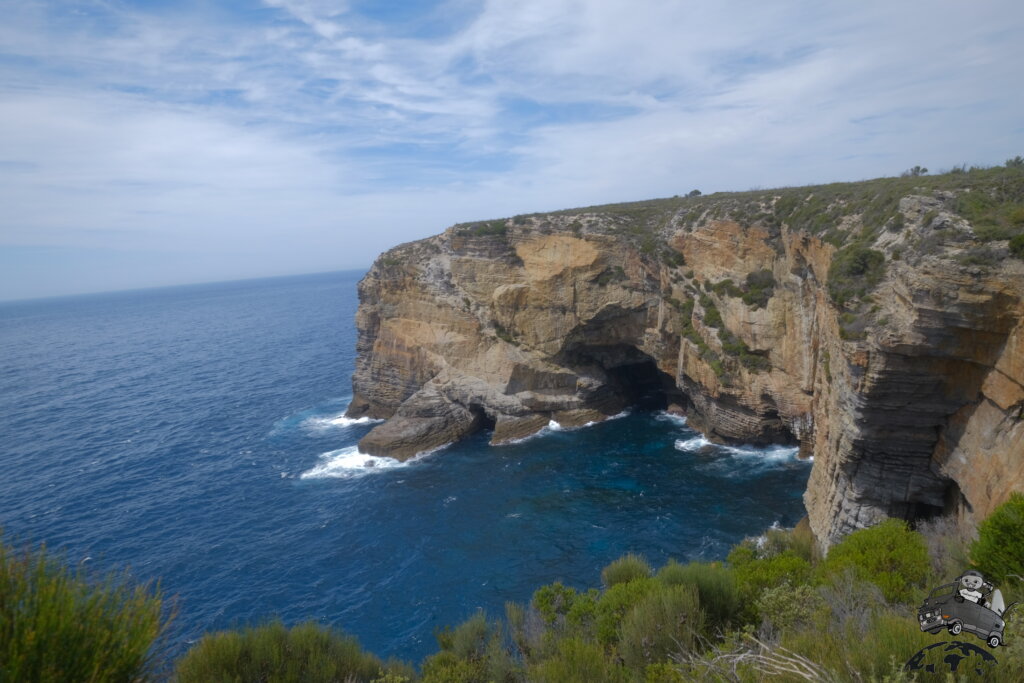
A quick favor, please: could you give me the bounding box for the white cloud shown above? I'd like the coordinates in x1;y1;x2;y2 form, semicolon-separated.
1;0;1022;298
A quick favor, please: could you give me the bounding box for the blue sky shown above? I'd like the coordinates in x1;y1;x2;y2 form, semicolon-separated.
1;0;1023;300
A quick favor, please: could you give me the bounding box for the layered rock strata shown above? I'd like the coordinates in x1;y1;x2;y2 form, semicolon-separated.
347;171;1024;548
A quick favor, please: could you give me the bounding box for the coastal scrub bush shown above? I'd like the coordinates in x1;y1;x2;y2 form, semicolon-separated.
760;522;817;563
755;582;827;635
740;269;776;308
601;553;653;588
618;584;703;669
423;611;518;683
656;560;740;633
698;295;723;328
595;578;656;646
176;621;410;683
781;610;934;681
532;582;580;627
730;551;813;623
827;243;885;307
971;492;1024;586
817;518;929;604
1010;234;1024;259
711;278;742;298
528;637;628;683
468;220;508;237
0;536;168;683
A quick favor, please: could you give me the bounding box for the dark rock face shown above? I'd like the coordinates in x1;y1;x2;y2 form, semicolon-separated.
348;179;1024;549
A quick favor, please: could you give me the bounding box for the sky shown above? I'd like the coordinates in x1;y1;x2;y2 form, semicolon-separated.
1;1;1023;301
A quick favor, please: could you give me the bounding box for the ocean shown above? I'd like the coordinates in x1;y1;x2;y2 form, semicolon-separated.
0;270;811;663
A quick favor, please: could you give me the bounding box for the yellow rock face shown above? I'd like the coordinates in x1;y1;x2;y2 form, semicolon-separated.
348;202;1024;549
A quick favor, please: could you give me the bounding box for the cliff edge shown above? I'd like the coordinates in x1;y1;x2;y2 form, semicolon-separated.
347;165;1024;548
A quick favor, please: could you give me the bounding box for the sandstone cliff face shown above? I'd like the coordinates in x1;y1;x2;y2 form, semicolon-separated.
348;169;1024;548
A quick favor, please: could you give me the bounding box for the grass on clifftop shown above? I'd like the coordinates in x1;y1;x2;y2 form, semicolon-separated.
541;160;1024;243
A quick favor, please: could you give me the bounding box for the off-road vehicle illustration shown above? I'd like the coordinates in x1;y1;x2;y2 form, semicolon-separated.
918;572;1018;648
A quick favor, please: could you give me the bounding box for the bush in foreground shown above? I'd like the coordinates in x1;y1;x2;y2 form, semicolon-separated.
818;518;929;604
971;492;1024;586
176;620;412;683
618;583;703;669
600;553;653;588
656;560;740;632
0;535;168;682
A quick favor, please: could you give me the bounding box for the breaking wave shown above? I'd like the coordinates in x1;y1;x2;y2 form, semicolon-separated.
302;413;383;433
674;435;713;451
299;447;406;479
654;412;688;427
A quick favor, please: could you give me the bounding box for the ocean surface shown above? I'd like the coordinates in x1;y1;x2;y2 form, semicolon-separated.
0;270;811;663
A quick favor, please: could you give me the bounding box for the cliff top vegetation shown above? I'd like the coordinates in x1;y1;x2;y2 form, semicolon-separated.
7;494;1024;681
447;159;1024;259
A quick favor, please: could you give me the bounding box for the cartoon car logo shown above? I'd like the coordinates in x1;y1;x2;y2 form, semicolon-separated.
918;579;1017;648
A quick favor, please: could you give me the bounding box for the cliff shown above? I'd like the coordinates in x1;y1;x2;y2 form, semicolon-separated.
346;165;1024;549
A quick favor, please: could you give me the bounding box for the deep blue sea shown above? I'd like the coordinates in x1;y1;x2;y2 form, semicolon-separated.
0;270;811;663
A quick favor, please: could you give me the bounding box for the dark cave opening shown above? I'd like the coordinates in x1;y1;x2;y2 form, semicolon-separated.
470;404;497;431
559;344;683;414
900;480;966;531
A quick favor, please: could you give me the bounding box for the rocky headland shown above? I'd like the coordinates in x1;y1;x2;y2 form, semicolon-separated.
346;165;1024;549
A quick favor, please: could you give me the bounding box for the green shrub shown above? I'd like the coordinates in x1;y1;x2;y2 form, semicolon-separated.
661;248;685;268
532;582;580;627
1010;234;1024;259
741;269;776;308
619;584;703;670
564;589;600;637
468;220;508;237
0;537;168;683
595;266;627;286
436;611;490;661
781;610;935;681
176;620;407;683
421;651;484;682
656;560;740;632
643;662;687;682
827;243;886;307
971;493;1024;586
601;553;653;588
529;637;629;683
958;244;1003;266
424;611;520;682
818;519;929;604
711;278;742;298
595;578;656;646
755;582;827;634
732;551;813;619
699;296;723;328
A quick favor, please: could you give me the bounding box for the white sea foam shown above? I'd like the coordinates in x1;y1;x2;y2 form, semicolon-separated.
654;411;688;426
299;447;406;479
754;520;785;549
303;413;384;432
721;443;800;461
674;435;712;451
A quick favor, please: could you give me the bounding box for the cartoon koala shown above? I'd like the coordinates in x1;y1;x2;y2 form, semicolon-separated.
958;570;986;606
